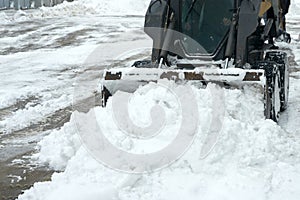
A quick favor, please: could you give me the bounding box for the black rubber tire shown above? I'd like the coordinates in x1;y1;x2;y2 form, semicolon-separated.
264;73;279;122
265;51;289;112
280;62;289;112
256;60;280;122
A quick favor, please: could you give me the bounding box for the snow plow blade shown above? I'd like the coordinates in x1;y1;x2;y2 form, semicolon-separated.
100;67;265;105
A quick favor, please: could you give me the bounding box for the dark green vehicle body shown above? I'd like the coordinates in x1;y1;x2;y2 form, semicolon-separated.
144;0;280;67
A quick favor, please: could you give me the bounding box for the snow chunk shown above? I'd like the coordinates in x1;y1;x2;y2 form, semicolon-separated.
31;115;81;171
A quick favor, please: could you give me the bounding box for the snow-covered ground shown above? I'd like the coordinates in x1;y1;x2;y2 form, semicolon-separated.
0;0;300;199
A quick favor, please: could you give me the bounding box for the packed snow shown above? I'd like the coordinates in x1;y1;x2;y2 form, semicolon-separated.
0;0;299;199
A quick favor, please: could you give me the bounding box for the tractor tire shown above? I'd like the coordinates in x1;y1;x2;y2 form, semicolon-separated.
265;51;289;111
255;61;281;122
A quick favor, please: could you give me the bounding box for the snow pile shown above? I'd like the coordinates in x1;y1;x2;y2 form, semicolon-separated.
8;0;149;21
13;10;32;22
31;115;81;170
35;1;99;17
19;82;300;200
89;0;149;16
45;0;149;16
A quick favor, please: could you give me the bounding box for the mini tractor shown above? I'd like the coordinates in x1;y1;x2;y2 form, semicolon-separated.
101;0;290;122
